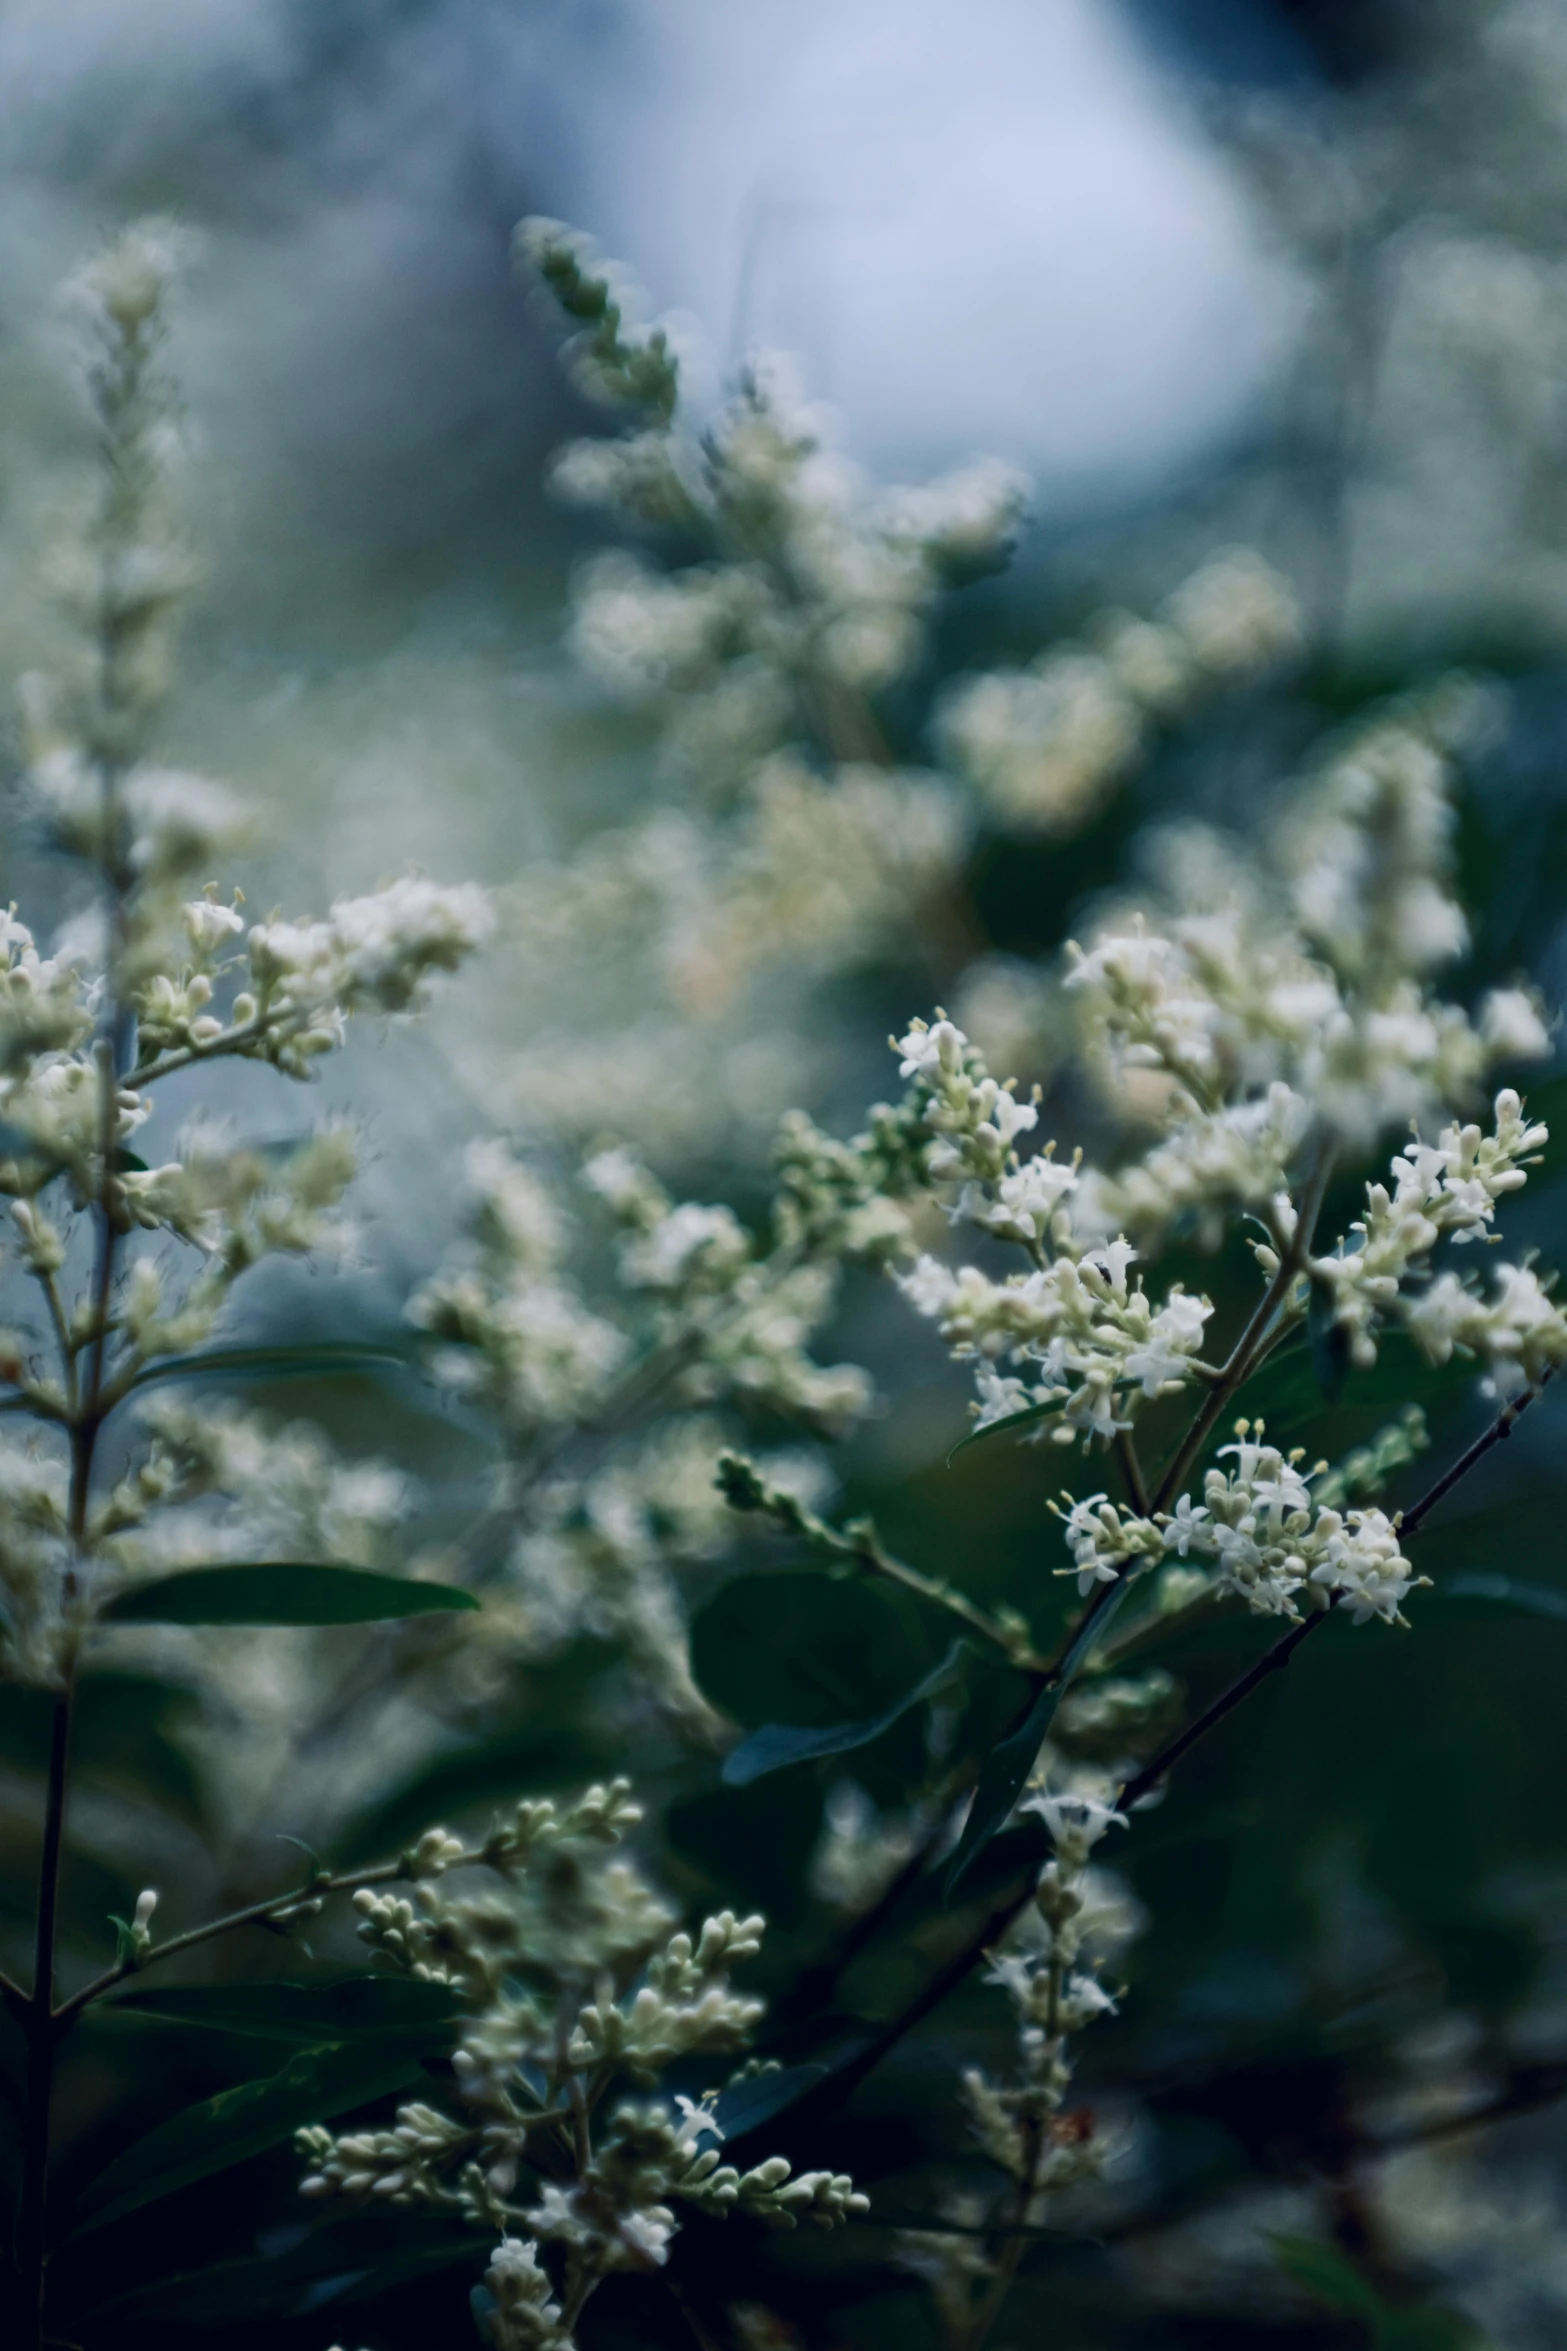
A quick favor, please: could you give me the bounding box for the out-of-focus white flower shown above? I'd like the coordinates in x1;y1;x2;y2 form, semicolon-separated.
1020;1788;1129;1860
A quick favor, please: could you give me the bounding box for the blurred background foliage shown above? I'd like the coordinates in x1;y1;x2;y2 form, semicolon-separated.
6;0;1567;2345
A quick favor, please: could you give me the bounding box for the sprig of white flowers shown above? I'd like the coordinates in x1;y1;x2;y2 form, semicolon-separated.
297;1778;866;2350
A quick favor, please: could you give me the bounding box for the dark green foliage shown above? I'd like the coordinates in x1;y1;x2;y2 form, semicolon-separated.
722;1641;971;1786
104;1978;464;2043
943;1576;1139;1896
66;2039;446;2236
99;1565;481;1625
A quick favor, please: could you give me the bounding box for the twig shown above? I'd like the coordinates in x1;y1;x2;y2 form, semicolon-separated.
1118;1609;1325;1813
53;1830;501;2026
1397;1372;1549;1537
1115;1426;1151;1519
719;1456;1048;1673
1119;1376;1552;1812
839;1519;1047;1672
1002;1157;1336;1738
126;1012;269;1089
1151;1152;1335;1516
812;1379;1554;2125
778;1869;1037;2137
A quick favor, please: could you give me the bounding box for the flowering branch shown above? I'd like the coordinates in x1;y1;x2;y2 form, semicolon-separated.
1118;1372;1553;1812
53;1828;506;2027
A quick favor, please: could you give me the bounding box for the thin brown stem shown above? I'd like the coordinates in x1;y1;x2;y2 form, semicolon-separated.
1115;1427;1150;1519
781;1870;1037;2137
32;1276;76;1416
1397;1371;1548;1537
957;2145;1046;2351
814;1380;1551;2127
1119;1377;1552;1813
19;710;132;2338
777;1764;979;2022
1005;1157;1336;1735
1119;1607;1326;1813
1151;1152;1334;1517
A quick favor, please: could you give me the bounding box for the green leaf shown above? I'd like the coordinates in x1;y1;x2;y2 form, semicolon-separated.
79;2213;492;2322
65;2038;434;2236
1237;1327;1474;1445
126;1341;422;1394
713;2062;831;2142
946;1402;1056;1462
98;1564;480;1626
1374;2311;1488;2351
943;1575;1139;1901
0;1669;204;1822
104;1976;463;2044
1268;2231;1383;2318
692;1571;931;1732
722;1641;971;1786
1308;1276;1352;1404
1444;1573;1567;1621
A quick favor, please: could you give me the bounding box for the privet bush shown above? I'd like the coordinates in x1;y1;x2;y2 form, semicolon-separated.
0;219;1561;2351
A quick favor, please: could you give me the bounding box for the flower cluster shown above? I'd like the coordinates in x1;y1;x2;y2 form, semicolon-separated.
939;547;1303;835
405;1091;938;1730
899;1785;1143;2344
1066;705;1548;1179
505;222;1031;1032
297;1780;865;2349
892;1017;1215;1446
1310;1089;1565;1378
0;226;489;1689
902;1242;1213;1448
1058;1426;1419;1625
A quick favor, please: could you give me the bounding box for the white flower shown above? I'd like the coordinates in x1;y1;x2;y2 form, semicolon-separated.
1308;1507;1414;1625
1162;1494;1210;1556
1056;1972;1120;2029
617;2208;674;2266
1022;1789;1129;1859
673;2093;724;2149
1481;986;1552;1063
896;1017;968;1079
621;1202;749;1292
181;894;246;954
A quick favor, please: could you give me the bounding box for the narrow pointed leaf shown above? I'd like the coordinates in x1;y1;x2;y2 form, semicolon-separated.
79;2213;493;2320
66;2038;434;2235
1444;1573;1567;1621
712;2061;831;2140
99;1564;480;1626
104;1976;463;2043
947;1403;1056;1463
1268;2232;1383;2319
944;1573;1140;1901
722;1642;970;1786
1307;1278;1352;1404
127;1340;421;1394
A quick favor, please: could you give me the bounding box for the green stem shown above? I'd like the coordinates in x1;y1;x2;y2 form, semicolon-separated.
127;1010;269;1088
13;1673;74;2330
53;1821;510;2026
